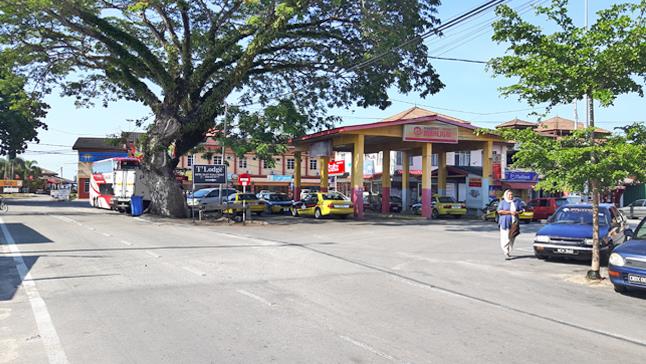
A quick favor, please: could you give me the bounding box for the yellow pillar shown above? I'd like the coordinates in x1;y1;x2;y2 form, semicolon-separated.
438;151;447;196
352;135;364;218
401;151;409;211
482;140;493;183
320;156;329;192
381;150;391;214
421;143;433;219
294;151;302;200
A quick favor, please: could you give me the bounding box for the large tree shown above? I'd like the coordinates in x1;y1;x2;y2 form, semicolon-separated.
0;0;446;216
488;0;646;279
0;60;48;159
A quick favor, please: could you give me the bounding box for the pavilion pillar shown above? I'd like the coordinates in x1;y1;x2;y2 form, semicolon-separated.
401;151;410;212
351;135;365;219
294;151;302;200
319;156;329;192
438;151;447;196
381;150;391;214
421;143;433;219
482;140;493;184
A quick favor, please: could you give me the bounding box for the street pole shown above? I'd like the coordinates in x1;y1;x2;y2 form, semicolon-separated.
219;102;228;205
584;0;590;128
191;164;195;223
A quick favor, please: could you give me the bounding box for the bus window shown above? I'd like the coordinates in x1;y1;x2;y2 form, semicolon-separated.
119;160;139;170
99;183;114;196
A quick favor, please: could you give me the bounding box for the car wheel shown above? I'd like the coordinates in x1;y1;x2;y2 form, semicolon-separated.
431;209;439;219
314;208;323;219
339;214;348;219
291;208;299;217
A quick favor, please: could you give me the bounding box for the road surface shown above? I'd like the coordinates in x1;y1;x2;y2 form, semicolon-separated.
1;196;645;363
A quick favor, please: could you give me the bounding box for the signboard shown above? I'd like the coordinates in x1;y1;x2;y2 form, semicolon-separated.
328;160;346;175
193;164;227;184
492;163;502;180
504;170;538;182
267;175;293;182
403;123;458;144
79;151;128;163
309;141;332;158
0;180;23;187
238;173;251;187
468;178;482;187
3;187;19;193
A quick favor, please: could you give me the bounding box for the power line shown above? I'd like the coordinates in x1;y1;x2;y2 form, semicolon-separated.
428;56;486;64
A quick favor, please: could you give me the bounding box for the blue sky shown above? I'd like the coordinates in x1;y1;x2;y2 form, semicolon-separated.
21;0;645;179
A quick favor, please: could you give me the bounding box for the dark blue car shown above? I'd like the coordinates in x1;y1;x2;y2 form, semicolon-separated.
533;204;630;261
608;217;646;293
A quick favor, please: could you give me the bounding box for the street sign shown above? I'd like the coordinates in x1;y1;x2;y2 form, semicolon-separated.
403;123;458;144
238;173;251;186
193;164;226;184
328;160;345;176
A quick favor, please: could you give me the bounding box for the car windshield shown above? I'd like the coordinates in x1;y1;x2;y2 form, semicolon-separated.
323;192;349;201
552;207;608;225
555;198;569;207
191;189;211;198
269;194;290;201
438;196;456;203
237;193;258;201
635;222;646;240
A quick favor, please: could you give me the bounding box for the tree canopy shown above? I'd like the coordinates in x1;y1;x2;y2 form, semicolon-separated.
0;0;446;215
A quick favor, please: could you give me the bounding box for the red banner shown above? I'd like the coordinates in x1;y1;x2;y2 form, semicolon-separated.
328;160;345;175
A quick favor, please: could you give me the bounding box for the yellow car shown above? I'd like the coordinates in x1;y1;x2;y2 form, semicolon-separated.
224;193;265;217
291;192;354;219
433;196;467;218
482;199;533;224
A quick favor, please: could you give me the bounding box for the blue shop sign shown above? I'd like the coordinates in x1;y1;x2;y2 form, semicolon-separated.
504;170;539;182
268;175;293;182
79;151;128;162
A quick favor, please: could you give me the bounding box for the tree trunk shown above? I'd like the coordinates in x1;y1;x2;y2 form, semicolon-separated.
586;92;602;280
141;114;189;218
587;181;602;280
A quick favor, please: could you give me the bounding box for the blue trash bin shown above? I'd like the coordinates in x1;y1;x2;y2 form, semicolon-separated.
131;195;144;216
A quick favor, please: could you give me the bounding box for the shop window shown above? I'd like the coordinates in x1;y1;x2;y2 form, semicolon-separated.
238;157;247;168
455;151;470;166
84;180;90;192
187;155;193;167
263;160;271;169
309;159;317;170
213;155;223;165
287;158;295;170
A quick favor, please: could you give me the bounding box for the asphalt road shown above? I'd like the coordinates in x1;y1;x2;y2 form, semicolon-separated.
1;196;645;363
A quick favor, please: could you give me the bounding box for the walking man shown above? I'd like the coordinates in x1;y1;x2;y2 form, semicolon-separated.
497;190;520;259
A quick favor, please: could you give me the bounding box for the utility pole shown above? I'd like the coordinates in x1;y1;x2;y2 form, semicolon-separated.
219;102;228;205
584;0;590;128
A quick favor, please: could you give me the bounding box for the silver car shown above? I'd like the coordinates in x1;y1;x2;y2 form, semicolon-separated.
187;188;237;210
620;199;646;219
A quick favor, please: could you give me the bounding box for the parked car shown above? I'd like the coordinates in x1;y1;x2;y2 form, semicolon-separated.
608;217;646;293
528;197;569;221
223;192;265;217
259;192;293;214
363;193;402;213
412;196;466;218
619;199;646;219
482;199;533;224
533;204;629;261
291;192;353;219
186;188;237;209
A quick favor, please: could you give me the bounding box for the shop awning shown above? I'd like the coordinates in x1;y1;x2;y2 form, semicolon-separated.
502;181;536;190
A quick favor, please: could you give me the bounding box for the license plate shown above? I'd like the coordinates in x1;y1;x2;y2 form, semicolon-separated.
283;207;290;211
337;205;349;208
628;274;646;285
452;205;461;209
555;248;577;255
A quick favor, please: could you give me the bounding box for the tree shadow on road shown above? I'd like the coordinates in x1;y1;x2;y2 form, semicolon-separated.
0;255;37;301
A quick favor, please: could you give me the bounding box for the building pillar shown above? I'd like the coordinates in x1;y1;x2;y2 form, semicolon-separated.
381;150;391;214
421;143;433;219
352;135;364;219
294;151;302;200
320;156;329;192
482;140;493;183
438;151;447;196
401;151;410;212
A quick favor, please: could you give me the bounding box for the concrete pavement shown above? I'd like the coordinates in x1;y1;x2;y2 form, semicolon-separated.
1;196;646;363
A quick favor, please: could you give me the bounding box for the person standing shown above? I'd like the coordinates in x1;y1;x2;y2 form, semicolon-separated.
497;190;520;259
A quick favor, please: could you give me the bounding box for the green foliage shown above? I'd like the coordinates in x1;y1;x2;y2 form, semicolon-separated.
0;60;49;158
489;0;646;109
495;125;646;194
0;0;444;163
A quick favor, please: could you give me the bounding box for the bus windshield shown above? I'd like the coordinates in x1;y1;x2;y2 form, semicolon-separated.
118;160;140;170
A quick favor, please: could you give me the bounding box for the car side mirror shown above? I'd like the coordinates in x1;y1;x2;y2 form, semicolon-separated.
624;229;634;239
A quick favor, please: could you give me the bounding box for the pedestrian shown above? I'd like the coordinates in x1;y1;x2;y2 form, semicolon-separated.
497;189;521;259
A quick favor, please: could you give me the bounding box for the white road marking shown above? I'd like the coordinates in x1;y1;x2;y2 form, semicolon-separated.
0;217;69;364
86;226;95;231
236;289;273;307
120;240;133;246
0;308;10;321
145;250;161;258
338;335;395;362
134;217;149;223
101;232;111;237
182;266;206;277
